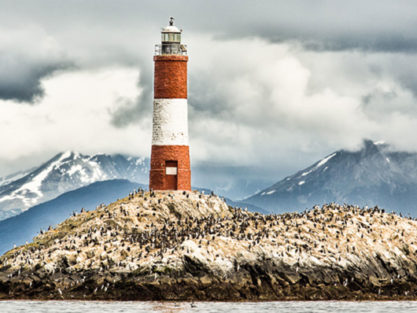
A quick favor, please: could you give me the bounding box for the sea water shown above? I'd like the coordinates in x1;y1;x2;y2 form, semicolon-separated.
1;301;417;313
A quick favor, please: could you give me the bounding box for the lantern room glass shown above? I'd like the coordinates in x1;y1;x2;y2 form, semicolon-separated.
161;32;181;43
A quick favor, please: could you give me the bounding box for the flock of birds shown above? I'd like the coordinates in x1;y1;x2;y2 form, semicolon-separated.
1;189;417;286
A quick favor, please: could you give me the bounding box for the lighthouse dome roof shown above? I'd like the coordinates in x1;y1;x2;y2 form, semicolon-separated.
162;25;181;33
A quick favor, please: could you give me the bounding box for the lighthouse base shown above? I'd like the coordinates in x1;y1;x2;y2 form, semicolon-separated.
149;145;191;191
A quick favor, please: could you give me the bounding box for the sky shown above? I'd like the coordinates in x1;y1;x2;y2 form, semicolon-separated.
1;0;417;186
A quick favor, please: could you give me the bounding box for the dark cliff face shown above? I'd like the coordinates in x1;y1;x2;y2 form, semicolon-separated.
245;140;417;215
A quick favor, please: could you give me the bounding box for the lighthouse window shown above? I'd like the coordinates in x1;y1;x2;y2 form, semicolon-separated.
166;167;177;175
162;33;181;43
166;160;178;175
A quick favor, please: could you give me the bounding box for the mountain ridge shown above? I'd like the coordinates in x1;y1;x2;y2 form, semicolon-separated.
245;140;417;215
0;151;148;220
0;179;146;255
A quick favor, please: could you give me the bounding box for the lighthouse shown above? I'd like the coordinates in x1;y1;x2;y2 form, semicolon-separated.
149;18;191;191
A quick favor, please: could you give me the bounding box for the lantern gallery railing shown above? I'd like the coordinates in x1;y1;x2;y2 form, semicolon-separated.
154;44;187;56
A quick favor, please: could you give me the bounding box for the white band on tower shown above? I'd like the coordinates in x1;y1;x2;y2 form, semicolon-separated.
152;98;189;146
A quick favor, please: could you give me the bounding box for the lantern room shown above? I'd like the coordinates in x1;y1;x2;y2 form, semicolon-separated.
155;17;187;56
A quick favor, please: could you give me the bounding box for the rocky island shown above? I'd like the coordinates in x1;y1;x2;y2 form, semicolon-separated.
1;190;417;300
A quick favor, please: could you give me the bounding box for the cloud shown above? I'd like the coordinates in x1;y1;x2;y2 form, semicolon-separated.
0;25;71;103
0;59;63;103
1;0;417;185
0;67;148;161
185;35;417;169
109;61;153;128
2;33;417;182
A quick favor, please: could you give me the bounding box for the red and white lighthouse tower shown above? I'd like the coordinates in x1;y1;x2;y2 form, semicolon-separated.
149;18;191;191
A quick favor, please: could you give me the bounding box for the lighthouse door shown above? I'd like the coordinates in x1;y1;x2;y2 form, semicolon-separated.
165;160;178;190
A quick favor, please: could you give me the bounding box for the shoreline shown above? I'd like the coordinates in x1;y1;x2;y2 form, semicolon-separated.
1;298;417;302
2;267;417;301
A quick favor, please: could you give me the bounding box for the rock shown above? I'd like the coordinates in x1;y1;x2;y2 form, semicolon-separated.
1;190;417;300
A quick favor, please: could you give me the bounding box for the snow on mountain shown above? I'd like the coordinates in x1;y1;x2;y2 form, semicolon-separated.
0;179;146;255
0;151;148;221
0;169;34;188
245;140;417;215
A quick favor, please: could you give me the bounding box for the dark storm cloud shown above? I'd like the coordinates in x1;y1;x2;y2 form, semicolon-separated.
0;57;70;103
110;82;152;128
2;1;417;52
298;36;417;53
110;60;153;127
0;0;416;105
176;0;417;54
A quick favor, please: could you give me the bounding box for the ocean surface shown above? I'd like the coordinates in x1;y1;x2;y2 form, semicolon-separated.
1;301;417;313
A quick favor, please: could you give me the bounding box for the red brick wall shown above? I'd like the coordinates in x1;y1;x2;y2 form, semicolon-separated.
154;55;188;99
149;145;191;190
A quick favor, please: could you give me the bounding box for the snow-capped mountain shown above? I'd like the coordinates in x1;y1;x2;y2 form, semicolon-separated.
0;169;34;188
245;140;417;215
0;179;145;254
0;151;148;220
